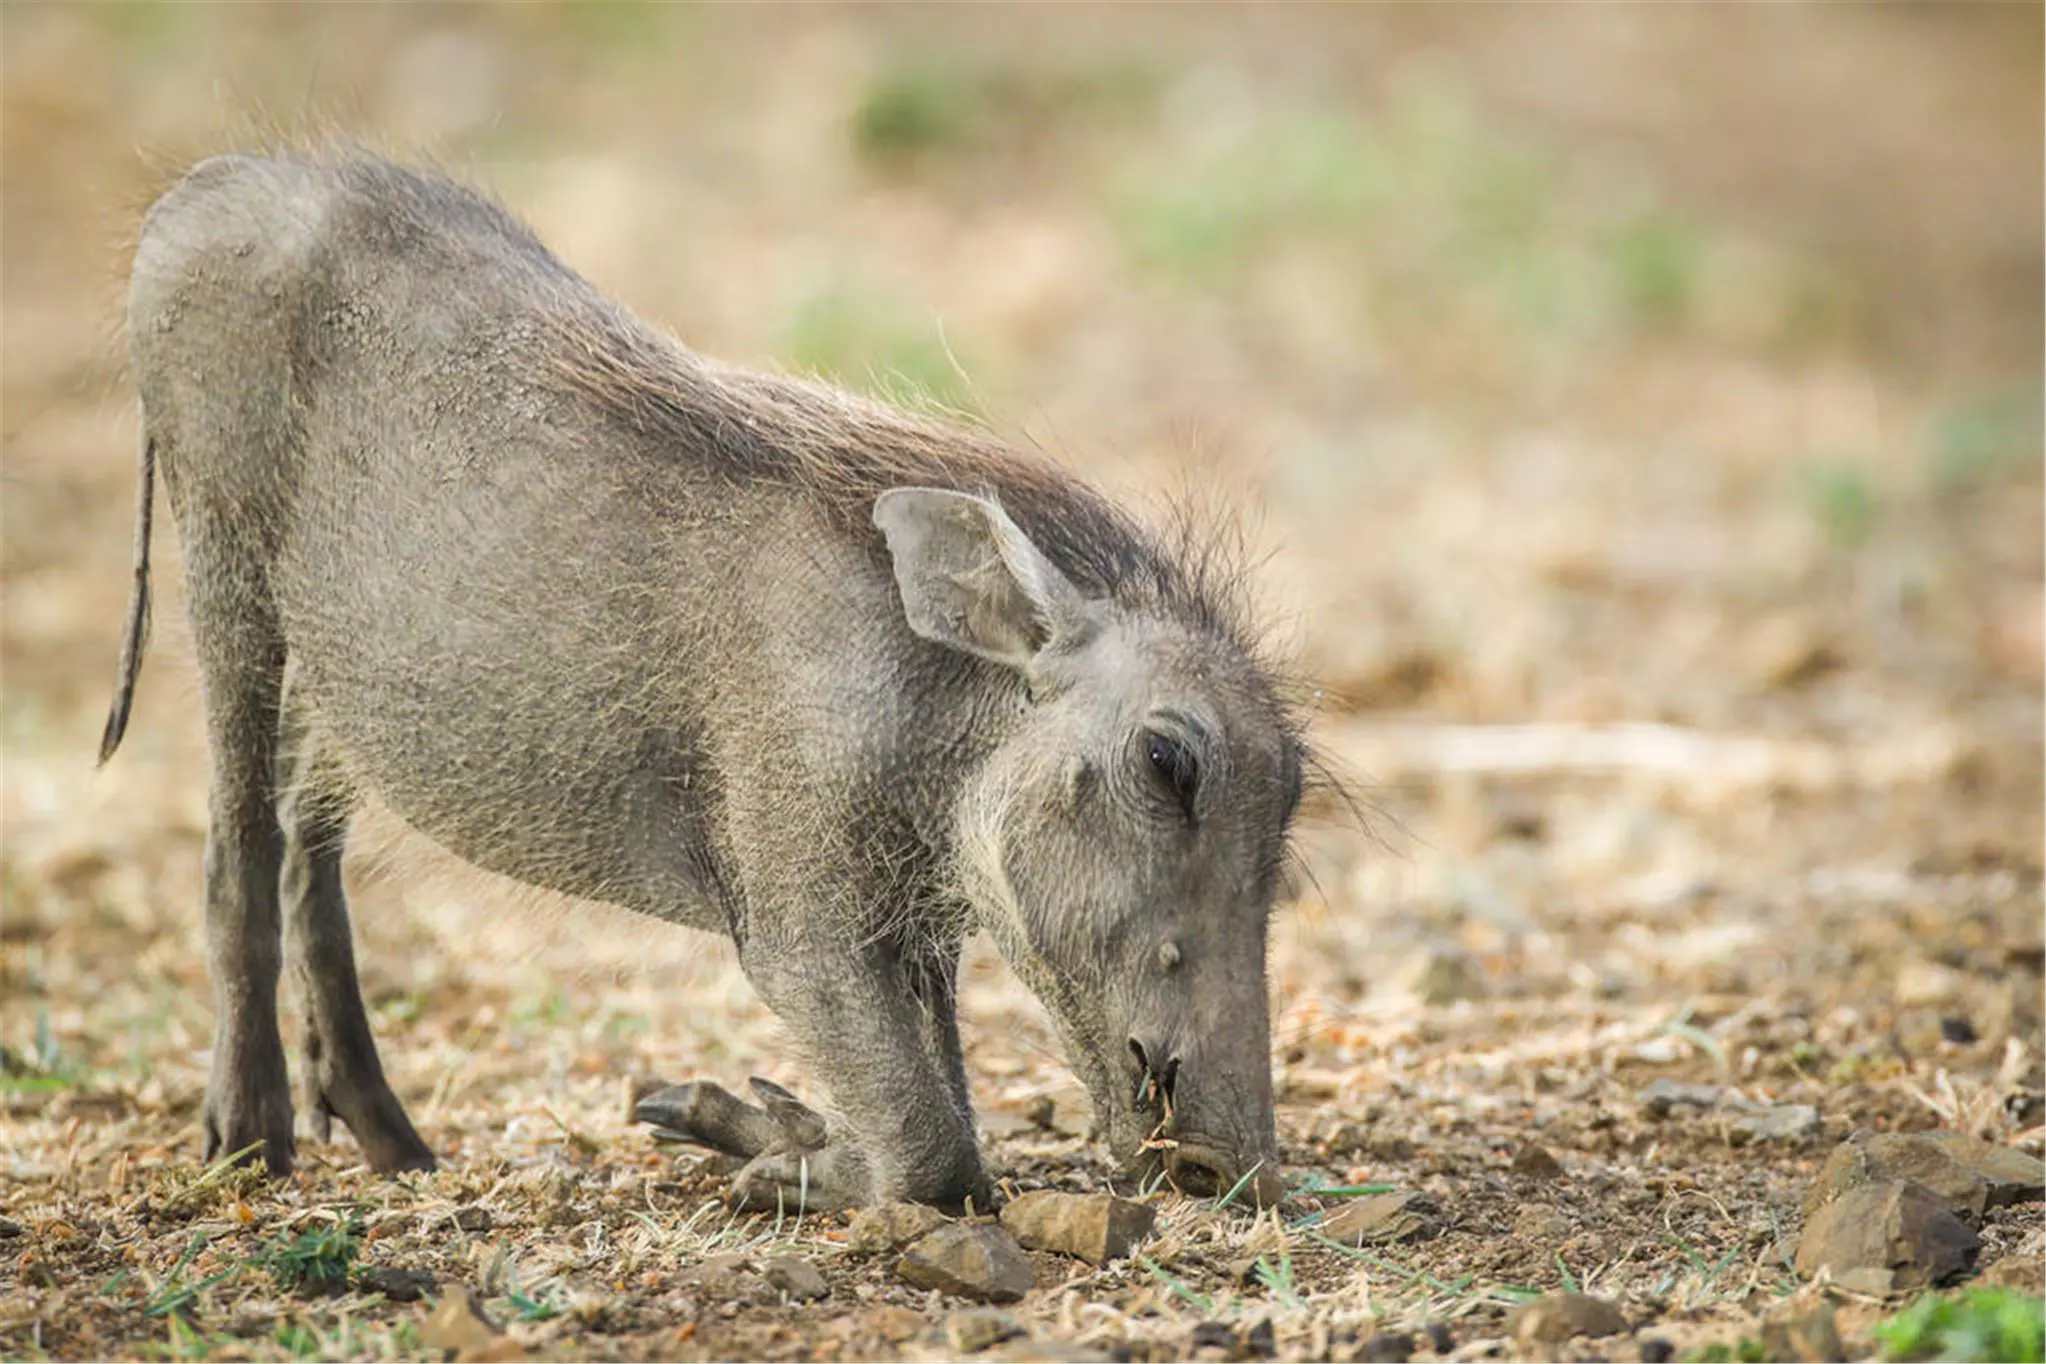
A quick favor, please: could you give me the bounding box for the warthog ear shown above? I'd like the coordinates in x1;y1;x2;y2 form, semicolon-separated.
873;487;1092;671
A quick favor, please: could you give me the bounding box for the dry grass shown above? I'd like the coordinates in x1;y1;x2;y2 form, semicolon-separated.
3;6;2040;1361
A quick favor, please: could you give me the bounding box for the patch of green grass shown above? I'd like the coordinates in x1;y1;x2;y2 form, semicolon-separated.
1607;210;1703;326
0;1010;86;1095
854;63;986;165
509;984;574;1029
1251;1251;1306;1310
1137;1254;1214;1312
250;1217;361;1296
1683;1339;1767;1364
1799;460;1880;548
1111;72;1723;360
776;278;976;414
141;1234;235;1322
273;1319;323;1362
853;53;1159;169
1874;1287;2045;1363
1930;389;2043;495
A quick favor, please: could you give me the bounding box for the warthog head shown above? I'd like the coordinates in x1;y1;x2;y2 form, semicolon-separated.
876;487;1304;1205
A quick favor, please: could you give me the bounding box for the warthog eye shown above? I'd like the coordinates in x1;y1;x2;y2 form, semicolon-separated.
1144;729;1200;819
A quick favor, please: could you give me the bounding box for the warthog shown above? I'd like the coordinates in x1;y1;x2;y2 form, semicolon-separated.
102;151;1309;1211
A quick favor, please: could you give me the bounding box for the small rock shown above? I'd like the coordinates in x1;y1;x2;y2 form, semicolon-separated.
1981;1240;2046;1295
1744;614;1840;690
687;1252;776;1306
1357;1331;1415;1362
421;1287;521;1361
1895;959;1969;1008
1423;1323;1454;1355
360;1265;436;1302
1725;1104;1821;1146
1637;1078;1725;1117
990;1341;1115;1364
0;1217;22;1239
1511;1292;1628;1345
1795;1180;1981;1290
1401;943;1485;1005
947;1308;1025;1354
1761;1304;1845;1363
898;1222;1036;1303
1320;1190;1439;1245
1511;1205;1571;1243
760;1255;829;1301
1000;1190;1156;1264
1805;1130;2046;1220
1639;1338;1675;1364
848;1200;949;1254
865;1304;926;1342
1509;1144;1565;1180
451;1204;494;1233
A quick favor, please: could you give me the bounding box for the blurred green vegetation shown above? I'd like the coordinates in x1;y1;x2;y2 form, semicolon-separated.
776;275;976;414
1109;75;1723;354
851;51;1161;168
1874;1287;2045;1364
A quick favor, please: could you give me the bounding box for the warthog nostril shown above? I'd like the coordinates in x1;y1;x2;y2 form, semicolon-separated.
1127;1038;1180;1109
1164;1143;1235;1199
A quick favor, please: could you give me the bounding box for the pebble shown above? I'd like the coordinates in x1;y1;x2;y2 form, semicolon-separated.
1356;1331;1415;1362
1794;1180;1981;1292
358;1265;435;1302
999;1190;1155;1264
1509;1144;1565;1180
1724;1104;1821;1146
420;1287;518;1361
1319;1190;1440;1245
760;1255;829;1301
848;1200;948;1254
1636;1078;1725;1117
1509;1292;1628;1345
451;1204;494;1233
946;1308;1025;1354
1760;1304;1844;1363
898;1222;1037;1303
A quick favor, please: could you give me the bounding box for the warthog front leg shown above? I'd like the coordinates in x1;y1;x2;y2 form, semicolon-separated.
639;932;990;1212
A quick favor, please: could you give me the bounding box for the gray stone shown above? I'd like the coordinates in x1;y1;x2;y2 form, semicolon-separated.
1760;1304;1845;1363
999;1190;1156;1264
1509;1144;1565;1180
760;1255;829;1301
359;1265;435;1302
898;1222;1037;1303
1805;1130;2046;1221
1319;1190;1440;1245
1795;1180;1981;1291
451;1203;494;1232
1725;1104;1821;1146
848;1200;948;1255
1510;1292;1628;1344
1637;1078;1725;1117
946;1308;1025;1354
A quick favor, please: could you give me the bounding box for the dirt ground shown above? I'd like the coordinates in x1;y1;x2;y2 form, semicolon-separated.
2;7;2041;1362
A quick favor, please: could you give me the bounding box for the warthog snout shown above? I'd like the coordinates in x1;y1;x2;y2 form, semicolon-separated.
1125;1032;1285;1206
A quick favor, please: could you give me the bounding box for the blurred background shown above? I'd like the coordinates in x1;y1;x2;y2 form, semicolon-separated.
1;4;2041;1349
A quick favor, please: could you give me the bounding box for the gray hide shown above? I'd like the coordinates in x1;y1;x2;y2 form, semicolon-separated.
104;152;1306;1210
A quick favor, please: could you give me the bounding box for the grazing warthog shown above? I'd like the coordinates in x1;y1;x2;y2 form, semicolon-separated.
103;151;1308;1211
